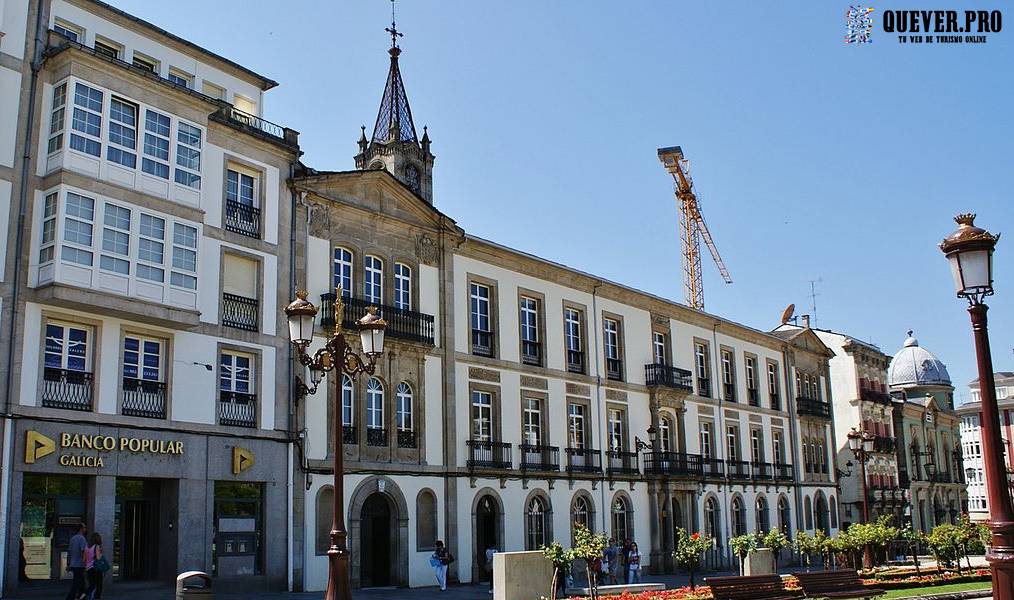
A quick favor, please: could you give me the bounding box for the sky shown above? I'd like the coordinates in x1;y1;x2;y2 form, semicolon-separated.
115;0;1013;403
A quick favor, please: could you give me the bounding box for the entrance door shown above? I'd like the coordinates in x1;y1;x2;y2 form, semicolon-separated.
475;495;498;581
359;494;392;587
115;479;160;580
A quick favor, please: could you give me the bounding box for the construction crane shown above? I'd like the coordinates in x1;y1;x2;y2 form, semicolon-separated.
657;146;732;310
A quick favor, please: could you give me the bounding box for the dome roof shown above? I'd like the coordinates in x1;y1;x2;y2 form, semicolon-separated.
888;331;951;387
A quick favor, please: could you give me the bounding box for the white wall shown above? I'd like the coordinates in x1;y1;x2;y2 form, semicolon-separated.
0;0;28;61
0;66;20;168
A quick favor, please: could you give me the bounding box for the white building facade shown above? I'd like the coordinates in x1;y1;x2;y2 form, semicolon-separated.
957;372;1014;522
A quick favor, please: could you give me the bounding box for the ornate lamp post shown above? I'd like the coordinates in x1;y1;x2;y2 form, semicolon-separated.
284;289;386;600
848;427;875;567
940;213;1012;600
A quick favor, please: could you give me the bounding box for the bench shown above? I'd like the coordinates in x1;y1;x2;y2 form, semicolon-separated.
793;569;885;599
706;574;803;600
564;583;665;597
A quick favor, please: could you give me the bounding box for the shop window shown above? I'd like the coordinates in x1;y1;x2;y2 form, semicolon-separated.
20;474;87;581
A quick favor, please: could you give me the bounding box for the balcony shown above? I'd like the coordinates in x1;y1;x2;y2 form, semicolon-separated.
121;378;166;419
796;397;832;419
702;457;725;478
770;394;782;411
606;358;623;381
873;435;897;453
466;440;512;470
931;472;954;484
219;391;256;427
861;387;893;405
41;367;93;411
644;364;693;392
751;461;774;480
224;199;261;238
366;428;387;447
211;105;299;147
775;463;794;480
723;383;736;402
565;447;601;473
606;450;639;476
726;459;751;479
397;430;417;449
748;388;760;407
342;425;357;445
697;377;711;398
221;293;259;331
521;341;541;366
319;293;435;345
472;330;494;357
520;444;560;472
644;452;702;477
566;350;585;374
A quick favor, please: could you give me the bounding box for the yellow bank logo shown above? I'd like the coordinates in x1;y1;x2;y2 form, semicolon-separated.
232;447;254;475
25;431;56;464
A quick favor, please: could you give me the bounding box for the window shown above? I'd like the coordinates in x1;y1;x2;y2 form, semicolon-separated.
653;332;667;365
526;496;548;550
659;416;673;452
315;487;334;554
170;223;198;289
62;192;94;266
122;336;162;382
768;362;780;408
726;425;739;461
39;193;57;263
220;352;253;395
804;497;813;530
333;248;353;296
773;431;784;464
779;496;792;536
611;496;631;542
93;38;120;59
202;80;226;100
174;123;201;188
470;283;492;356
137;214;165;282
603;318;622;380
700;422;713;460
568;403;586;449
731;496;746;536
53;20;82;42
471;390;492;441
70;83;102;157
394;263;411;310
756;496;770;533
721;349;735;401
522;397;542;446
695;342;710;396
167;69;193;88
564;307;584;373
99;203;131;275
519;296;539;365
44;323;90;372
142;109;171;179
364;256;383;304
106;98;137;168
416;490;437;551
225;168;259;237
227;168;256;205
705;497;720;543
745;356;757;404
751;429;763;463
219;350;256;426
396;382;413;431
234;94;257;115
48;83;67;154
607;408;625;451
366;378;384;430
572;495;591;539
131;52;158;73
342;374;354;427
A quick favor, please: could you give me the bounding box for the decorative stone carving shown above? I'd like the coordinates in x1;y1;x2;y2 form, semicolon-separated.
566;382;590;397
605;389;627;402
655;390;686;412
652;314;669;326
308;202;333;238
416;233;438;264
469;367;500;383
520;375;548;390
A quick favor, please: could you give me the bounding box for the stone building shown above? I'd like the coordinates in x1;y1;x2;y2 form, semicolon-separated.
887;331;967;532
0;0;300;594
957;371;1014;522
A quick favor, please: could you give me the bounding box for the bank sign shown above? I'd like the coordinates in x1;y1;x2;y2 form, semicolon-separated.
25;430;184;468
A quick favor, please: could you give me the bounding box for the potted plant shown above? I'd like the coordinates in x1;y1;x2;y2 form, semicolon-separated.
541;541;574;600
673;528;714;590
729;533;759;575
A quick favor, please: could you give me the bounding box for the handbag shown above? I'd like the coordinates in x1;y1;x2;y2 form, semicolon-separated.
94;556;110;573
429;557;441;568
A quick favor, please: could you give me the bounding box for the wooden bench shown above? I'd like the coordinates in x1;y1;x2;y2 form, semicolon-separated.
793;570;885;599
706;574;803;600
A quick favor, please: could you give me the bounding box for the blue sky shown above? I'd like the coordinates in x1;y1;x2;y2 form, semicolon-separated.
116;0;1013;402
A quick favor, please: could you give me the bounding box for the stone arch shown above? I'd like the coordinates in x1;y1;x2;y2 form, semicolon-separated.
416;488;438;551
471;488;505;584
730;493;747;536
315;485;335;555
610;490;635;542
755;493;770;533
570;490;596;542
348;475;409;588
829;494;839;529
777;494;792;538
804;495;814;530
523;488;554;550
814;490;830;535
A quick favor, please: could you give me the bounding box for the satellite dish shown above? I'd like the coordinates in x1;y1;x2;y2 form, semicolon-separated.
780;303;796;325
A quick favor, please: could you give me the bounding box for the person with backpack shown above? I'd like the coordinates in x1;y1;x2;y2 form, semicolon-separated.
431;540;453;591
84;531;107;599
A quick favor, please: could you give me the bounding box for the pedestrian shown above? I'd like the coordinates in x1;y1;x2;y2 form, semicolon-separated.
606;538;620;585
485;542;496;594
85;532;106;599
64;523;87;600
431;540;453;591
621;538;632;582
627;542;642;584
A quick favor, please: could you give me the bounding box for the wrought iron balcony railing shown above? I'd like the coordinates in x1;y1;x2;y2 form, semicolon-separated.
861;387;893;405
366;427;387;447
521;341;541;366
319;293;435;345
397;430;417;449
520;444;560;472
222;293;259;331
472;330;494;357
644;364;694;392
121;378;166;419
723;382;736;402
565;447;601;473
748;388;760;407
873;435;897;453
726;459;751;479
702;457;725;478
224;199;261;238
775;463;794;480
342;425;357;445
41;367;93;411
466;440;512;470
697;377;711;398
796;397;832;419
566;350;585;374
751;461;775;480
219;391;256;427
644;452;702;477
606;358;623;381
606;450;639;476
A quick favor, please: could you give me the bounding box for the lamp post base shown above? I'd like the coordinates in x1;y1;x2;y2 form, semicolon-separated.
325;549;353;600
986;519;1014;600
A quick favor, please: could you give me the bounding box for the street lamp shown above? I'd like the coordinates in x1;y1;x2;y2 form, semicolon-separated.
634;425;658;452
848;427;876;567
940;213;1012;600
285;289;386;600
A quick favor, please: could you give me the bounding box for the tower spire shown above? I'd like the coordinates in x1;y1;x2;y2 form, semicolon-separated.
371;0;417;144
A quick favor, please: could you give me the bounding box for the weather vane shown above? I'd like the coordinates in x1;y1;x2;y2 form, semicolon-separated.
385;0;403;49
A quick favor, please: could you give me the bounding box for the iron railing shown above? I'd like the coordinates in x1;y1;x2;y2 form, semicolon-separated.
748;388;760;406
397;430;417;449
521;341;541;366
644;452;702;477
697;377;711;398
565;447;601;473
796;397;832;418
366;428;387;447
861;387;893;405
520;444;560;471
723;382;736;402
342;425;357;445
775;463;794;480
41;368;93;411
702;457;725;478
567;350;585;374
219;391;256;427
222;293;259;331
121;378;167;418
319;293;435;345
873;436;897;453
751;461;774;480
644;364;694;391
466;440;512;470
726;459;751;479
931;472;953;484
472;330;494;357
606;358;623;381
222;106;286;140
770;394;781;411
606;450;639;476
224;199;261;238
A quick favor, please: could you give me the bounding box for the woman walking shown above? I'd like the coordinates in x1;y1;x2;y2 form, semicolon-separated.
626;542;642;584
84;532;105;600
431;540;453;591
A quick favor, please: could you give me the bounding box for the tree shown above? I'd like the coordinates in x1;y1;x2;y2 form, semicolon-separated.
762;529;791;570
794;531;816;571
571;524;608;600
673;528;714;590
729;533;760;575
925;524;963;572
899;525;925;575
541;541;574;600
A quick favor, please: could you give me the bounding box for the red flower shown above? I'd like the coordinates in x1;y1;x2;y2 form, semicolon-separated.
691;532;701;540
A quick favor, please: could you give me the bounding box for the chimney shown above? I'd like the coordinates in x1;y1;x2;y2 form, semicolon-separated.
801;315;811;328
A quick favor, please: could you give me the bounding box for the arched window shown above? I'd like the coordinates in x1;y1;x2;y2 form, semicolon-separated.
333;247;353;296
366;378;384;441
731;496;746;536
659;416;674;452
815;495;829;534
526;496;548;550
778;496;792;538
572;494;591;541
394;262;412;310
396;382;414;447
364;255;383;304
829;494;839;528
316;486;334;554
755;495;770;533
342;374;355;443
416;489;437;551
705;496;721;545
804;496;813;530
611;495;632;542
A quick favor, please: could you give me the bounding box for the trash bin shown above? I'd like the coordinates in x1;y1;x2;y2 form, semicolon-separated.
176;571;212;600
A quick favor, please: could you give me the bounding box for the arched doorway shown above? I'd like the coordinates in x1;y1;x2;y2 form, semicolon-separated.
473;493;502;584
814;494;829;535
360;493;394;587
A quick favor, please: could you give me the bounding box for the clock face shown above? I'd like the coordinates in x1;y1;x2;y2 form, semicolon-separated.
405;164;420;191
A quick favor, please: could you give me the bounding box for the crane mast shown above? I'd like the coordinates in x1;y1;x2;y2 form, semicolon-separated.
657;146;732;310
